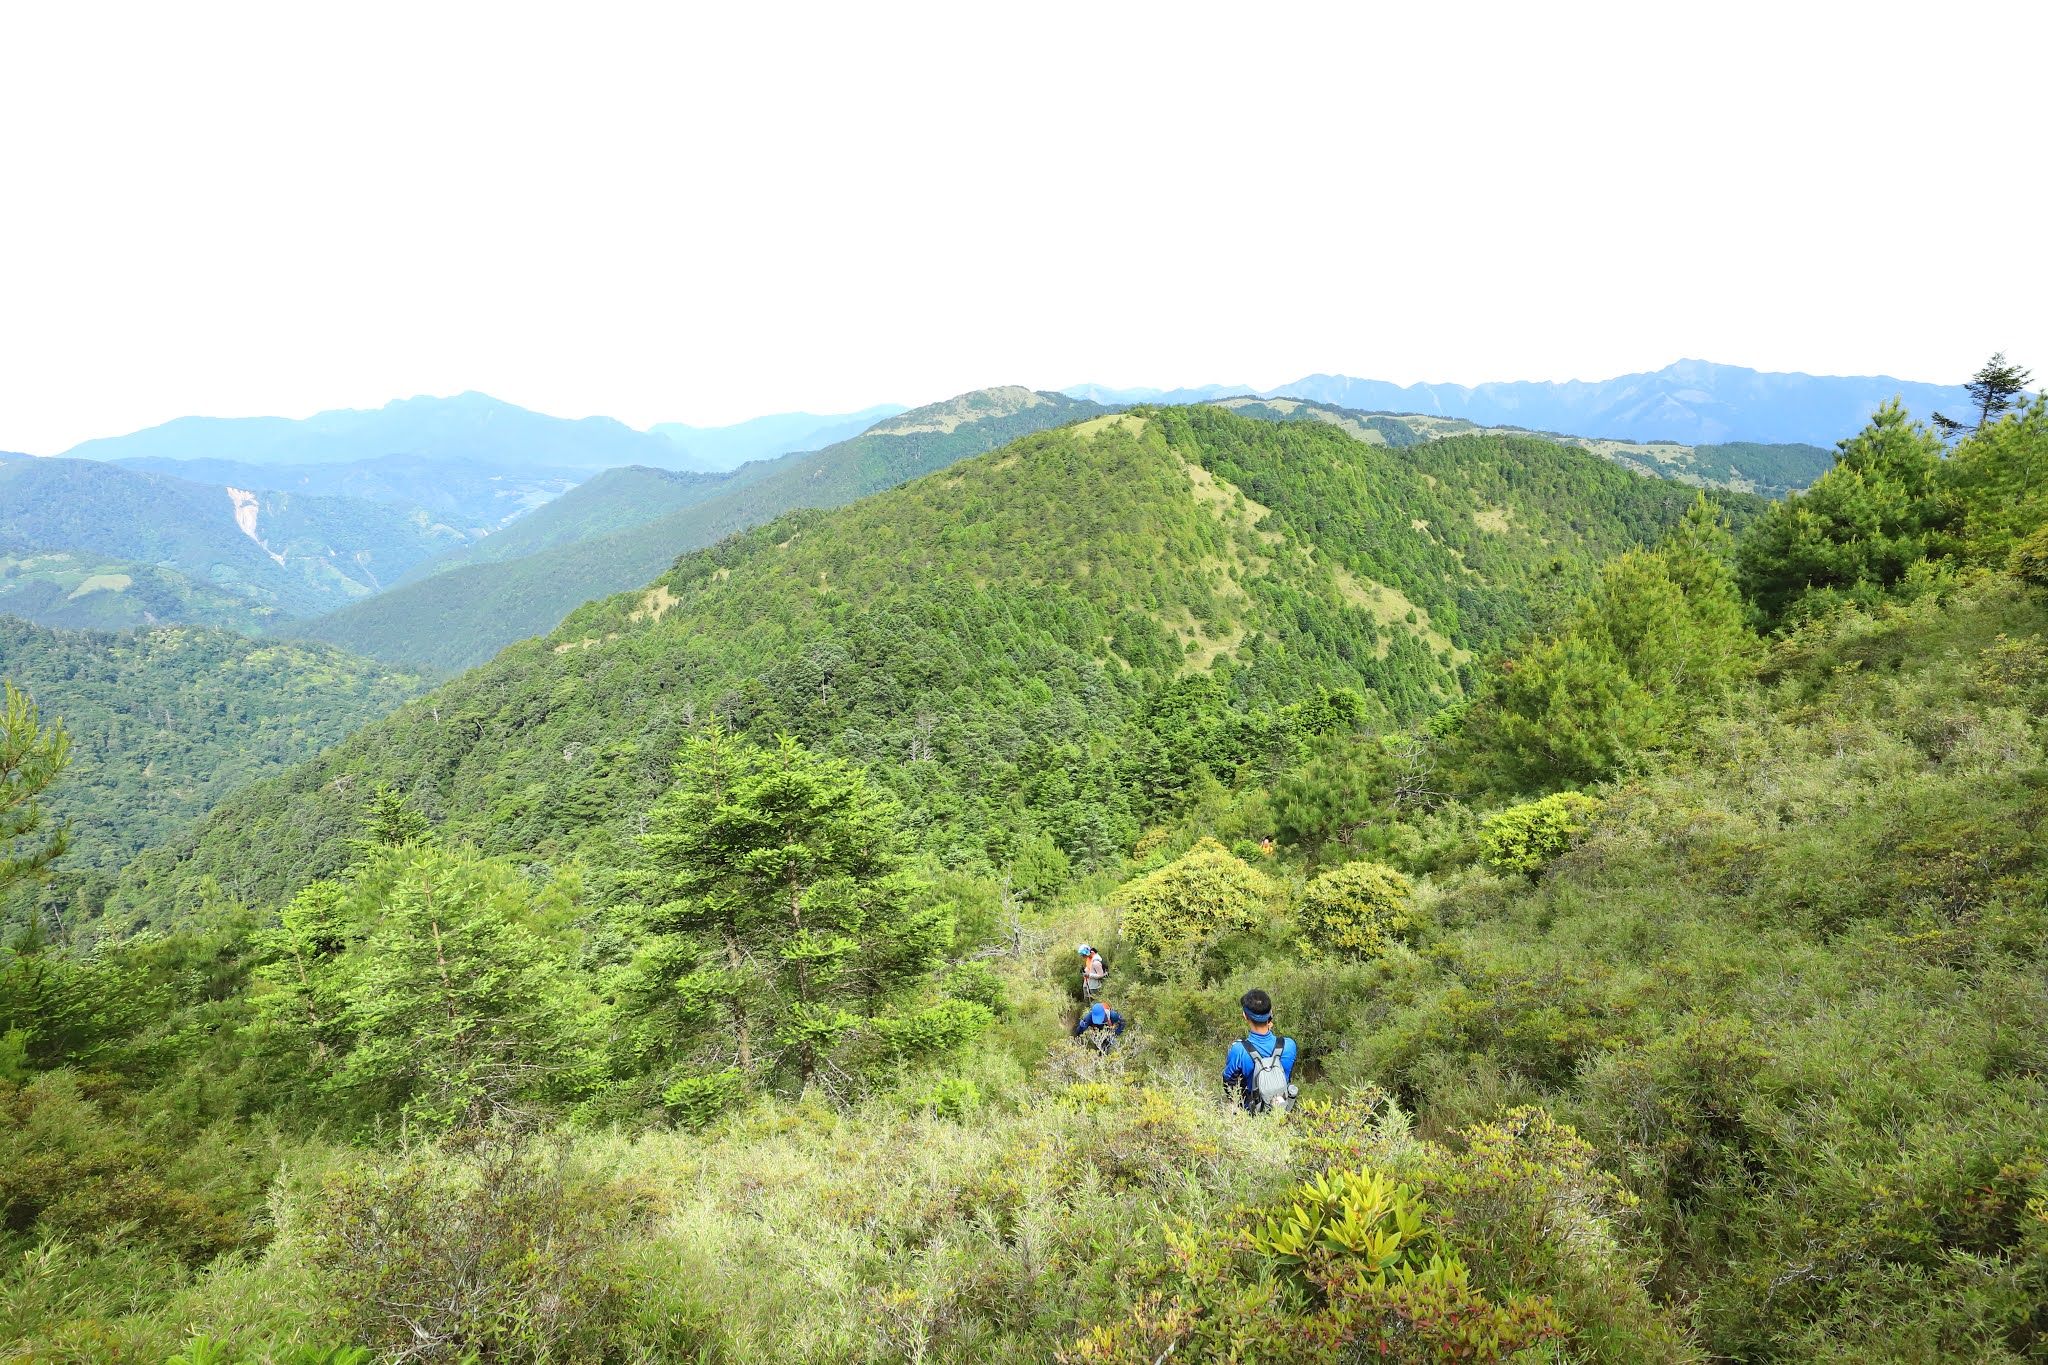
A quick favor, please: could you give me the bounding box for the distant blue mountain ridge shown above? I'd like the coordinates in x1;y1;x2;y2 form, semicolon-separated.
1065;360;1996;448
649;405;907;469
59;393;907;475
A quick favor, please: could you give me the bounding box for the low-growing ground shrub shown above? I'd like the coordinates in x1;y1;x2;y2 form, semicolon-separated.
282;1133;652;1363
1061;1100;1686;1364
0;1072;269;1265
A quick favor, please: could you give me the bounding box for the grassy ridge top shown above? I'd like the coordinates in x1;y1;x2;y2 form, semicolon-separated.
113;406;1747;923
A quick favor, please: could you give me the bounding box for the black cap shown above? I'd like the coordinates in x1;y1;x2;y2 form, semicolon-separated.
1240;988;1273;1022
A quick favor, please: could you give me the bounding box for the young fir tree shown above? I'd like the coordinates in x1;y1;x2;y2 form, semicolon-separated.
1936;394;2048;567
262;845;593;1131
609;732;958;1121
1483;497;1754;788
358;783;430;849
0;682;70;893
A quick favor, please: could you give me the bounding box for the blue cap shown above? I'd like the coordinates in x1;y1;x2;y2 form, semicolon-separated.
1088;1003;1107;1025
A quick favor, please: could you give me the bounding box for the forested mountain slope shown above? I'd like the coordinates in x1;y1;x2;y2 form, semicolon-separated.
116;406;1743;922
395;464;736;583
112;452;582;535
289;388;1109;672
0;456;472;618
0;542;286;633
0;618;429;872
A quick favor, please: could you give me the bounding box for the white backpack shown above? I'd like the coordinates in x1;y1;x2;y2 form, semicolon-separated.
1247;1038;1293;1114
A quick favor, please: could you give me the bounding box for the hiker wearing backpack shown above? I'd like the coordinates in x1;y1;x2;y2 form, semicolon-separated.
1071;1001;1127;1052
1076;943;1107;999
1223;987;1298;1114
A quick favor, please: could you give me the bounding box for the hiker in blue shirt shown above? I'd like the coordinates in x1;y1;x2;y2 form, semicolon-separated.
1072;1001;1127;1049
1222;988;1298;1113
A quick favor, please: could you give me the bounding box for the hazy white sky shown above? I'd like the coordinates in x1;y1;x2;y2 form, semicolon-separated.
2;0;2042;452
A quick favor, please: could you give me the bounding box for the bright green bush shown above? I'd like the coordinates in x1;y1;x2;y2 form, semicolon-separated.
2008;521;2048;585
1114;837;1276;979
1064;1154;1581;1363
1296;861;1412;961
1478;792;1603;877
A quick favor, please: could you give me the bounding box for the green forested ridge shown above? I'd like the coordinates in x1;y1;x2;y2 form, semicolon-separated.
393;464;735;584
0;618;430;874
292;388;1109;672
1688;440;1836;491
3;398;2045;1363
1216;395;1835;495
119;407;1735;922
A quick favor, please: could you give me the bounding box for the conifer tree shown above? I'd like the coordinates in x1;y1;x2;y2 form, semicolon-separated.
1737;401;1949;622
262;845;593;1130
0;682;70;892
612;731;956;1114
1484;497;1755;787
1938;394;2048;566
358;783;430;849
1934;352;2033;437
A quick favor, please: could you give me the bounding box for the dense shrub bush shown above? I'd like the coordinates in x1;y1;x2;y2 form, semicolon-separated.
0;1072;265;1264
1114;838;1276;979
1062;1098;1686;1364
1295;860;1412;961
1478;791;1603;877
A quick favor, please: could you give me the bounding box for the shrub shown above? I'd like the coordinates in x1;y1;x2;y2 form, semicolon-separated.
287;1134;650;1363
2009;524;2048;586
661;1068;746;1130
0;1072;265;1264
1478;792;1603;878
915;1074;979;1121
939;959;1009;1017
1062;1163;1565;1364
1115;838;1276;979
1296;861;1412;961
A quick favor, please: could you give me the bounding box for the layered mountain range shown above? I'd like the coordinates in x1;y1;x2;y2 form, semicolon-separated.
1069;358;1986;447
